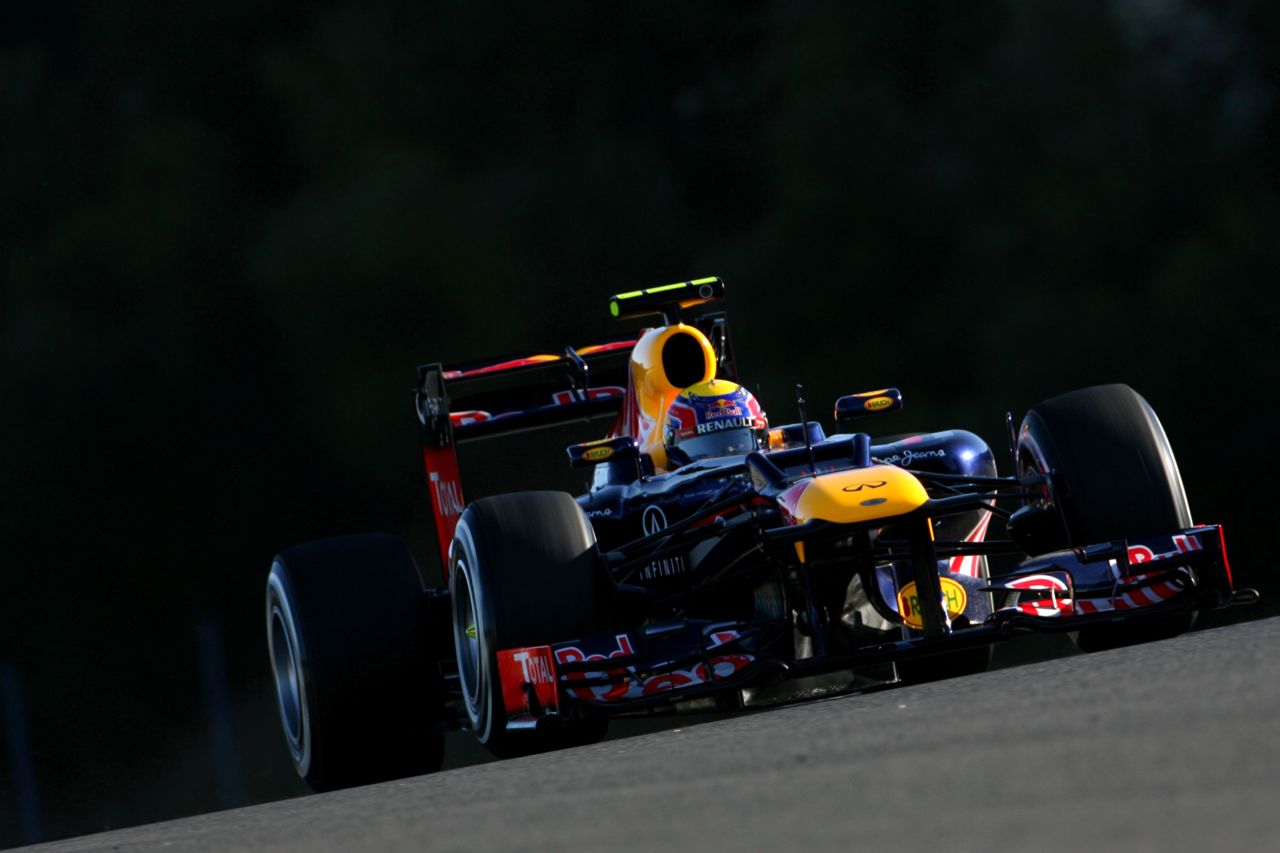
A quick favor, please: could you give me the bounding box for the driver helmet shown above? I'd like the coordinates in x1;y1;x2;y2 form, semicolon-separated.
664;379;767;466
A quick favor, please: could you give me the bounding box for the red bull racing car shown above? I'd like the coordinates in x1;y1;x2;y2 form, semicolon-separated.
266;278;1256;791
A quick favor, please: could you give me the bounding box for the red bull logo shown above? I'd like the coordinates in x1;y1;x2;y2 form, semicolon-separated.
706;398;744;419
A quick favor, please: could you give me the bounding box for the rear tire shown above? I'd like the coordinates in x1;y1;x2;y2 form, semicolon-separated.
1018;384;1194;652
449;491;610;757
266;534;444;791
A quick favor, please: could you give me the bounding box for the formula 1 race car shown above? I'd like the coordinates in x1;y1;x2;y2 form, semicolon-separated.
266;277;1257;791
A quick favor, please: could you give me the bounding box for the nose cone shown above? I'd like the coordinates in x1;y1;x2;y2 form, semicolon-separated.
788;464;930;524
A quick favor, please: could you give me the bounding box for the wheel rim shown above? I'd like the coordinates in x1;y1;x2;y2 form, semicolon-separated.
451;556;484;720
266;568;310;769
270;603;304;747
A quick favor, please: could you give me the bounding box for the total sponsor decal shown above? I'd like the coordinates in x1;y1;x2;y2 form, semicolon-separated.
496;645;560;716
897;577;968;629
428;471;465;517
695;416;755;435
554;630;754;702
423;444;465;568
512;649;555;683
879;448;947;466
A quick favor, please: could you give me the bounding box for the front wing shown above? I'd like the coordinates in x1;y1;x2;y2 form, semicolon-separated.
493;524;1243;731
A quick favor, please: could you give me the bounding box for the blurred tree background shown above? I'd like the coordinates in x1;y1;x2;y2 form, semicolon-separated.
3;0;1278;843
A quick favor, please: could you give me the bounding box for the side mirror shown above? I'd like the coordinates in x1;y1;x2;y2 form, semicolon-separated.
566;436;640;469
764;421;826;451
835;388;903;429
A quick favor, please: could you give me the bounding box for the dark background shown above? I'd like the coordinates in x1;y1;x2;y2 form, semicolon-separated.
3;1;1278;845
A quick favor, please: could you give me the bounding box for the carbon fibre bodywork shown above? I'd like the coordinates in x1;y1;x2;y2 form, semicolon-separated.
413;279;1252;736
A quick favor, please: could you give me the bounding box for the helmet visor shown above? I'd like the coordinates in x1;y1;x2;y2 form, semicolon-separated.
674;427;758;461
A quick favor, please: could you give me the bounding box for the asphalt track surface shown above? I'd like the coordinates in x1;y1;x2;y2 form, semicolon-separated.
29;616;1280;852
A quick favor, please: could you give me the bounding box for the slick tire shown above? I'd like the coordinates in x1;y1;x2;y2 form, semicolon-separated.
450;491;610;758
1018;384;1195;652
266;534;444;791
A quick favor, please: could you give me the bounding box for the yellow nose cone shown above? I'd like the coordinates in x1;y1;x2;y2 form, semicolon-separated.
793;464;929;524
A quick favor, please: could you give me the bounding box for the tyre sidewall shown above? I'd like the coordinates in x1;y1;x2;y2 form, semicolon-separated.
447;492;607;755
449;516;502;746
265;534;442;789
266;560;316;777
1017;385;1196;651
1018;385;1191;546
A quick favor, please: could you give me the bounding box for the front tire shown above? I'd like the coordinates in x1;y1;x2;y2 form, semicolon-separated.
266;534;444;791
1017;384;1194;651
449;491;610;757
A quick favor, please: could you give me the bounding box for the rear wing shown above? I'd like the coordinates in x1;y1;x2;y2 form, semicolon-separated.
416;336;638;446
415;278;737;569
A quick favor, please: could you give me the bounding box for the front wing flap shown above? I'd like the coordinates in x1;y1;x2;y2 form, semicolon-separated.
497;620;782;724
495;525;1244;729
985;524;1235;628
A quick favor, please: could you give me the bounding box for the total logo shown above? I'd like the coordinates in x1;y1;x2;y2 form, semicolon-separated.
511;649;555;685
429;472;465;517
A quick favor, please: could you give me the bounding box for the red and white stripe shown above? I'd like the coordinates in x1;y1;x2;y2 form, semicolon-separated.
948;510;992;578
1016;597;1075;617
1074;578;1187;614
1005;573;1074;617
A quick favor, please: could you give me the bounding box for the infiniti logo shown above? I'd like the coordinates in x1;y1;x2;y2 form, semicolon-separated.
642;505;668;536
842;480;887;492
639;506;685;579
